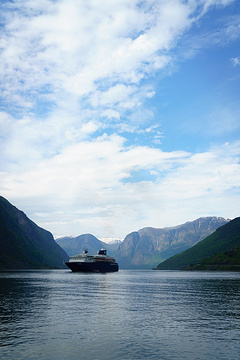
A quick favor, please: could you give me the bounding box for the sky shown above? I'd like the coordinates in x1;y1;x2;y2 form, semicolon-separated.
0;0;240;241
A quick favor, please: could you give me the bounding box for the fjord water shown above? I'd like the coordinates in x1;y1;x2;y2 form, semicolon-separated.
0;270;239;360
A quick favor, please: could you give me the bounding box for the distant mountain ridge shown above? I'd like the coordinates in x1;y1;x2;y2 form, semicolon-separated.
56;234;120;257
56;234;103;256
115;217;229;268
156;217;240;271
0;196;68;269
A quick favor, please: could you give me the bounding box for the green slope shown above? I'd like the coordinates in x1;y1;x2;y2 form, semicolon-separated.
184;246;240;271
156;217;240;270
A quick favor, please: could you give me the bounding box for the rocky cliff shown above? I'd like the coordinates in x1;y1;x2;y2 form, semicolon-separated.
116;217;229;269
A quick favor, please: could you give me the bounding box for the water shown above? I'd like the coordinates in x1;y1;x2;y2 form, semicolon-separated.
0;270;240;360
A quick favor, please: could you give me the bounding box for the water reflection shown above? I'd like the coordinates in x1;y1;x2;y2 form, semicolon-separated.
0;271;52;348
0;270;239;360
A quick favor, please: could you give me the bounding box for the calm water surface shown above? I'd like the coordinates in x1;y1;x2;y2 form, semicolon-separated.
0;270;239;360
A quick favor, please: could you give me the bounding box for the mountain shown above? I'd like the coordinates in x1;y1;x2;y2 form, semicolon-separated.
116;217;229;269
56;234;120;257
191;246;240;271
0;196;68;269
56;234;103;257
156;217;240;270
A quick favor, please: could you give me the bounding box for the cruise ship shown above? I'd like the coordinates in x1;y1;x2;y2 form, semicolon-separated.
65;249;119;272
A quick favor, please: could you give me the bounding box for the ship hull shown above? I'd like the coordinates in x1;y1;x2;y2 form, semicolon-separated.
65;261;119;272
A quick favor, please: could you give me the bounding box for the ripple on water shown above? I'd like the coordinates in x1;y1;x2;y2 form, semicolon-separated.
0;270;240;360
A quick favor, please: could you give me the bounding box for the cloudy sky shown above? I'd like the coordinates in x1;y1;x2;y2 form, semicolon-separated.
0;0;240;240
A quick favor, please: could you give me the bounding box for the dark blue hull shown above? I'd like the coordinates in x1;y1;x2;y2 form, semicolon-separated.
65;261;119;272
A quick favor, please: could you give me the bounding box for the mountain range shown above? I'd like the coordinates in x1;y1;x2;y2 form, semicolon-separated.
156;217;240;271
0;196;68;269
115;217;229;268
0;195;235;270
57;217;229;269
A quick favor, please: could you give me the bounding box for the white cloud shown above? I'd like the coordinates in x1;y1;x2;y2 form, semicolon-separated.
91;84;136;107
1;0;235;126
202;0;235;11
0;0;239;239
101;109;120;120
231;57;240;66
0;0;209;112
1;136;240;238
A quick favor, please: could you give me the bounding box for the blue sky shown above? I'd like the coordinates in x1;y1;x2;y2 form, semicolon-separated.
0;0;240;240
